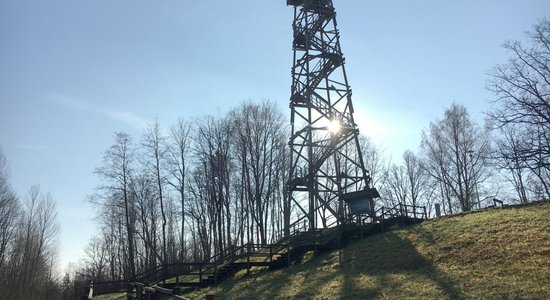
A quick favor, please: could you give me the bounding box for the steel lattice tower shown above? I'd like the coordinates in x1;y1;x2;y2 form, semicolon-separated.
286;0;376;233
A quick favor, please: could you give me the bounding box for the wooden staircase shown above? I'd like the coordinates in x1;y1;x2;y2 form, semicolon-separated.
200;262;243;285
91;204;427;299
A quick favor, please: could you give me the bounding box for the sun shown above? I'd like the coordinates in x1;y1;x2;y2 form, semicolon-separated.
327;119;341;134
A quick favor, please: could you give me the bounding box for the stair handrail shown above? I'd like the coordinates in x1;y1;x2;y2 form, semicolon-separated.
374;203;427;222
96;202;430;292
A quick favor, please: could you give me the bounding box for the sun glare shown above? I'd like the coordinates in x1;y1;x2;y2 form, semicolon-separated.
328;119;341;134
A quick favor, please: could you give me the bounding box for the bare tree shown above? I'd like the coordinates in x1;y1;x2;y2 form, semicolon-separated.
186;167;213;260
421;103;492;212
231;101;287;245
10;186;59;300
493;125;531;203
487;19;550;199
141;120;169;264
132;172;160;270
358;135;387;188
383;164;408;206
193;115;234;254
402;150;428;208
83;236;108;281
0;148;19;288
94;132;137;297
166;117;193;261
381;150;432;211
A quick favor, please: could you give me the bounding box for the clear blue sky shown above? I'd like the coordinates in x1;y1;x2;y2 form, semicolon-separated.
1;0;548;274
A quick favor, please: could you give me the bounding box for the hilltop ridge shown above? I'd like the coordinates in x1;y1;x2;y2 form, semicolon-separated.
184;201;550;299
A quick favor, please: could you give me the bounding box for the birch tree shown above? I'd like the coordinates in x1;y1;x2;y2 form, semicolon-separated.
421;103;491;212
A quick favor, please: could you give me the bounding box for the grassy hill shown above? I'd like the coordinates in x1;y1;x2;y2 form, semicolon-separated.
182;201;550;299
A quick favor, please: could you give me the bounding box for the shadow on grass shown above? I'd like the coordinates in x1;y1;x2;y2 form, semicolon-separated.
201;227;465;299
340;229;465;300
234;262;342;299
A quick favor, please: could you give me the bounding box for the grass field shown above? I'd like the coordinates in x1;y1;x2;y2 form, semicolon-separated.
183;201;550;299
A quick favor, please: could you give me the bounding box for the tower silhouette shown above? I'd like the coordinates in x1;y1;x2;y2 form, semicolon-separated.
286;0;378;234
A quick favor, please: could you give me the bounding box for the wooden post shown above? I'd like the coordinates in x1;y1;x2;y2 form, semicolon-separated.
214;262;218;284
400;203;405;225
423;206;427;219
127;281;133;300
134;283;143;300
380;207;385;232
247;244;251;275
287;245;291;267
338;220;342;264
313;234;317;254
144;287;156;300
359;215;363;239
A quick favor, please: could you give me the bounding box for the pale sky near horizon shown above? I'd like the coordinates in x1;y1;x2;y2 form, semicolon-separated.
1;0;549;275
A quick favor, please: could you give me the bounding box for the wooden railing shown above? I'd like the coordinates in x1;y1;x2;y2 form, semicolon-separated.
129;241;292;286
371;203;427;232
130;282;190;300
93;241;292;296
91;280;127;296
93;202;427;296
376;203;427;220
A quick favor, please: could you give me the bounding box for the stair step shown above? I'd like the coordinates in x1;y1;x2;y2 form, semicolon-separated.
269;264;288;268
91;214;425;294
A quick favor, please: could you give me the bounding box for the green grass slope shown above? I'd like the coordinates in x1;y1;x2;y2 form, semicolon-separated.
186;201;550;300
